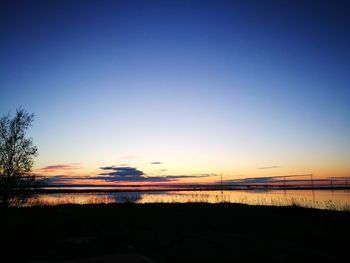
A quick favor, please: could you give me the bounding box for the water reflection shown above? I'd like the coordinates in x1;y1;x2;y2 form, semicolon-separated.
29;189;350;210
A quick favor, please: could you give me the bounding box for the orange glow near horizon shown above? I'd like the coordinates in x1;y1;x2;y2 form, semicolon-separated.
32;148;350;187
34;164;350;186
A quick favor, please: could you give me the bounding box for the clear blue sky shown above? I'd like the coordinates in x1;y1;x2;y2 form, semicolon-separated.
1;0;349;183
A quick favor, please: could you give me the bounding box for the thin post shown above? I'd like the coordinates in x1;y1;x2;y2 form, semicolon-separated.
310;174;315;204
221;173;223;189
220;173;223;202
330;179;333;191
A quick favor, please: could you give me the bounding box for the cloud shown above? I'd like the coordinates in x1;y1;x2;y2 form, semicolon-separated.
95;173;215;183
41;175;79;184
98;166;217;182
162;174;216;179
328;176;350;179
99;166;144;177
98;166;150;182
150;162;162;165
224;174;313;184
43;166;217;184
41;164;81;172
257;166;280;170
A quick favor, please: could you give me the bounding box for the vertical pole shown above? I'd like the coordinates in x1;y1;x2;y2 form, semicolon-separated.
330;179;333;191
221;173;223;189
283;176;287;200
311;174;315;204
221;173;223;202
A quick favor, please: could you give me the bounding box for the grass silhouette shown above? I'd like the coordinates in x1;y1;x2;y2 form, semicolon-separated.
2;203;349;262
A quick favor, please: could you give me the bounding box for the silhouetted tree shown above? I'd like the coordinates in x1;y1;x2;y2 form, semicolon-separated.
0;108;39;211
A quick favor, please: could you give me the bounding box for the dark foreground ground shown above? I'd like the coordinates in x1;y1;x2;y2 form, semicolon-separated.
1;203;350;262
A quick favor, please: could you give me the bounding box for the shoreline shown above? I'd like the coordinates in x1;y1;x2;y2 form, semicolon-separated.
13;185;350;194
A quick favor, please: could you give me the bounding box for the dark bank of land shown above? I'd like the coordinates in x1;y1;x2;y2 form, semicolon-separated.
2;203;350;263
37;184;350;193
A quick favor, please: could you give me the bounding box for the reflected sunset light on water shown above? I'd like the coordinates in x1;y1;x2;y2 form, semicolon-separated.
30;189;350;211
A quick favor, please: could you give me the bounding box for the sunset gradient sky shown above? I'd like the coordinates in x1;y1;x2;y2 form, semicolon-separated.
1;0;349;184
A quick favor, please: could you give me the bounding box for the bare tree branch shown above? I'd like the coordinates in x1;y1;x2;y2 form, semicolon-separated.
0;108;41;208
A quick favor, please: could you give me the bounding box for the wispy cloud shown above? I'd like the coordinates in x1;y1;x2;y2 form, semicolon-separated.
150;161;162;165
40;164;81;172
161;174;216;180
225;174;313;184
257;166;280;170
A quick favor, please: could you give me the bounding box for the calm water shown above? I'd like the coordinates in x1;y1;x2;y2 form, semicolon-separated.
28;189;350;210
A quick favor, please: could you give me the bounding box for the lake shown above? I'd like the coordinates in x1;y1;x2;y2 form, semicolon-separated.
28;189;350;210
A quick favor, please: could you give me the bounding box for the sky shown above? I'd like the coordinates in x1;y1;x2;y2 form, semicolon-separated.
1;0;349;185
